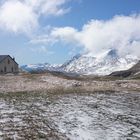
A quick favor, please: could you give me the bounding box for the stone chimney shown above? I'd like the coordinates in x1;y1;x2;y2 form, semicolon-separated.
13;57;15;61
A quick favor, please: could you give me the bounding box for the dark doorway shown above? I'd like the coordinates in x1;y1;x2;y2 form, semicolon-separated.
11;67;13;72
4;66;7;73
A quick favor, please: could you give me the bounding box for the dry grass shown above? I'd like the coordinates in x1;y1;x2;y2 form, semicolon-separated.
0;73;140;94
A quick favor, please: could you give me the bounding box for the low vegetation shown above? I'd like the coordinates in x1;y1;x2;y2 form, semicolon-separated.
0;90;140;139
0;73;140;139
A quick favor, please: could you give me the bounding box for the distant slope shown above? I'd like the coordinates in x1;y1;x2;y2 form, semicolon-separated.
110;61;140;78
21;63;60;73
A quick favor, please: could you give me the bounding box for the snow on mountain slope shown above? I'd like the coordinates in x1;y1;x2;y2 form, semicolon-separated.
21;63;60;72
60;49;139;75
21;49;139;75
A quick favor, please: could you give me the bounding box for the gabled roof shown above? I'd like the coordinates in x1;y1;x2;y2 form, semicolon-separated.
0;55;18;65
0;55;8;63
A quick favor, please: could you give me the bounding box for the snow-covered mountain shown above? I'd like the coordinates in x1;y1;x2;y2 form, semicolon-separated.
21;63;60;72
21;49;139;75
60;49;139;75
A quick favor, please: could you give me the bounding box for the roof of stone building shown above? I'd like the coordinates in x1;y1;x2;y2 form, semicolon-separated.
0;55;8;63
0;55;18;65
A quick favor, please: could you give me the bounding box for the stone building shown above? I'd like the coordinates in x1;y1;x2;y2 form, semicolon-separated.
0;55;18;74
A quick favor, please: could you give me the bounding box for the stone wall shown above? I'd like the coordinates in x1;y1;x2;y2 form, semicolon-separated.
0;56;18;74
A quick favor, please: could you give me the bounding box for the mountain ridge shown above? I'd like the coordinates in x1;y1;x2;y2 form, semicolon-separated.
59;49;138;75
21;49;139;75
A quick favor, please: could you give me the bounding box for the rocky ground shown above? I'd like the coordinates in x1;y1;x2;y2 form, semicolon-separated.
0;73;140;140
0;91;140;140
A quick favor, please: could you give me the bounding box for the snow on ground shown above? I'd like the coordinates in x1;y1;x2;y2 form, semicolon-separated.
44;92;140;140
0;91;140;139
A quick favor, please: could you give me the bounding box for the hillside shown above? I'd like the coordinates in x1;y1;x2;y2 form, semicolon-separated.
110;61;140;78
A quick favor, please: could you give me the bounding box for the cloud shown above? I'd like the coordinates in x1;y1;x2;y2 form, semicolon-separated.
0;0;70;35
51;27;78;42
30;45;55;55
25;0;70;16
0;0;38;34
31;27;79;45
32;14;140;57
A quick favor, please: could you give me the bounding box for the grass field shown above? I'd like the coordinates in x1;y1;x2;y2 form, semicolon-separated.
0;74;140;139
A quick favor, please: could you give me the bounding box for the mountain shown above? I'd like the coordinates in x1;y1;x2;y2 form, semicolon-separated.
21;49;139;76
59;49;138;75
21;63;60;73
110;61;140;78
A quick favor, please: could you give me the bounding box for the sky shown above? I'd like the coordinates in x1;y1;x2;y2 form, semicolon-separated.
0;0;140;65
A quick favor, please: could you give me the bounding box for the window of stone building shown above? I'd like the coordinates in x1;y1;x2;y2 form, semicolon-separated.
8;59;10;64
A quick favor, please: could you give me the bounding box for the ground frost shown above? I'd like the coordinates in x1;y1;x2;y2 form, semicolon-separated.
0;92;140;140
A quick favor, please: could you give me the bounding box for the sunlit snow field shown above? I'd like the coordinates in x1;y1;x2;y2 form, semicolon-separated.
0;91;140;140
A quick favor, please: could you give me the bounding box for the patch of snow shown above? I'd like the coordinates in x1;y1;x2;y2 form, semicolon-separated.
0;92;140;139
43;93;140;140
0;131;3;136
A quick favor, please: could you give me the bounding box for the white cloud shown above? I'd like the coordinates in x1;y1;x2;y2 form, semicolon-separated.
0;0;38;34
25;0;70;16
32;14;140;57
51;27;78;43
30;34;58;46
31;27;79;45
0;0;70;35
31;46;47;53
30;45;55;55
